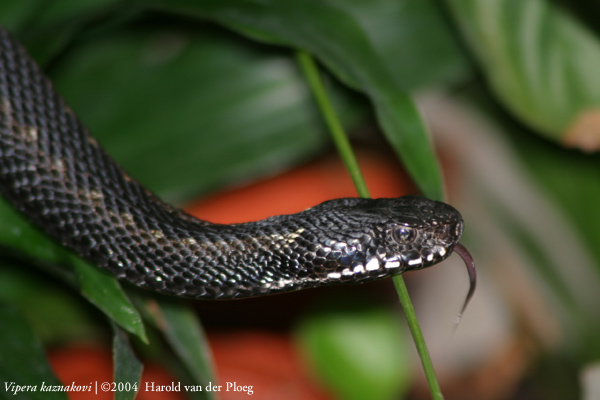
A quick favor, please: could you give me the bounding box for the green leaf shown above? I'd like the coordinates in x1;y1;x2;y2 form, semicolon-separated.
0;303;67;400
0;198;66;266
296;307;412;400
113;324;144;400
0;195;144;342
0;261;101;343
0;0;48;32
71;256;147;343
137;296;214;399
333;0;469;91
51;24;332;203
153;299;215;394
144;0;444;199
0;0;125;66
0;198;146;342
373;92;442;200
447;0;600;150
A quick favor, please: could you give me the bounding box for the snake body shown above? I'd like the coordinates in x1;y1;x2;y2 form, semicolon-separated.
0;27;465;299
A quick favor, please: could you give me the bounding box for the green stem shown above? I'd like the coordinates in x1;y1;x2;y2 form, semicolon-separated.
297;50;444;400
393;277;443;399
296;51;370;198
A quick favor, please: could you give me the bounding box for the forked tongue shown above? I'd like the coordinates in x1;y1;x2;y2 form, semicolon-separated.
452;243;476;333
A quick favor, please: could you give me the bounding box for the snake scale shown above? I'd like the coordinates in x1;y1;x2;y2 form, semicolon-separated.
0;27;475;301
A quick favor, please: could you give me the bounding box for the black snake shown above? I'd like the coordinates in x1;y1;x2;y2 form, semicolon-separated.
0;27;475;302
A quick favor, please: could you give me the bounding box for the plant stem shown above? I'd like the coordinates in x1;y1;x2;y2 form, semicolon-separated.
295;51;370;198
296;50;444;400
393;277;443;399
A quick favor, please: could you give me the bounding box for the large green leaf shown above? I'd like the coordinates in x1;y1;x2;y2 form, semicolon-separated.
51;23;332;202
0;0;48;32
0;0;124;65
146;0;445;199
336;0;468;91
0;198;66;267
0;261;100;343
447;0;600;151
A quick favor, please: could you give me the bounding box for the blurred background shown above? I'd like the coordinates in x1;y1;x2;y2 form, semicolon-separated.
1;1;600;399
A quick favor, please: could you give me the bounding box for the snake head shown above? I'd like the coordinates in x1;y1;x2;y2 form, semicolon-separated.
371;195;463;272
299;195;464;285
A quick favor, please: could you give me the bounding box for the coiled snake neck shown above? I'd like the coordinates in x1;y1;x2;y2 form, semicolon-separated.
0;27;474;300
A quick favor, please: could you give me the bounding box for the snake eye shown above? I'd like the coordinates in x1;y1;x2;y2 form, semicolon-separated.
393;226;415;244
